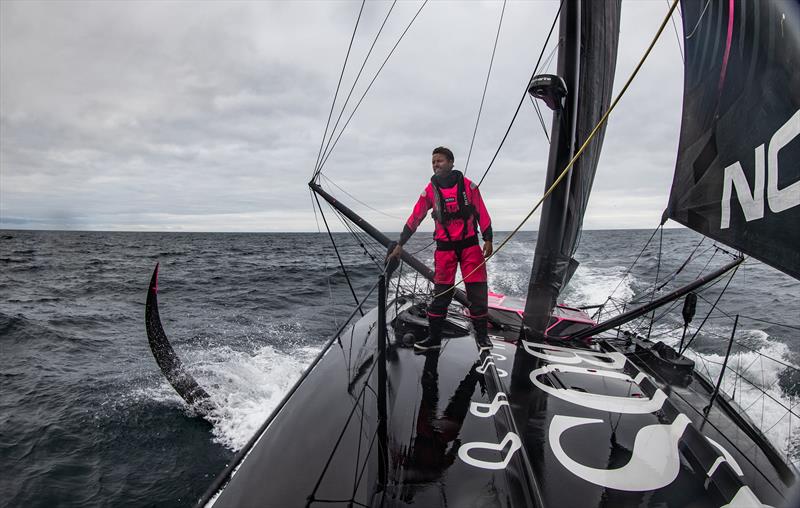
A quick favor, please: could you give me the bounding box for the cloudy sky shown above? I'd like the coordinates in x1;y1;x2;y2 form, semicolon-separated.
1;0;685;232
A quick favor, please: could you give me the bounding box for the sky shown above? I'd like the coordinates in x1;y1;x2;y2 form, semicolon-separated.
1;0;687;233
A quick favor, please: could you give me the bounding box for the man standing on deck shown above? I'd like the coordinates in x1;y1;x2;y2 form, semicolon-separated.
387;146;494;352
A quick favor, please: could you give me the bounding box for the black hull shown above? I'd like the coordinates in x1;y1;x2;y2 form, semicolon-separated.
202;298;795;507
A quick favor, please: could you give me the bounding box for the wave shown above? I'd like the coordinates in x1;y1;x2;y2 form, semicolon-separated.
648;322;800;467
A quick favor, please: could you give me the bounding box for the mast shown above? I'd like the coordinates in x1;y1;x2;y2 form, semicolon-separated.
522;0;621;340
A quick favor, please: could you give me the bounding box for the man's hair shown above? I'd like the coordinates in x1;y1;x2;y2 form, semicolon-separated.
432;146;454;162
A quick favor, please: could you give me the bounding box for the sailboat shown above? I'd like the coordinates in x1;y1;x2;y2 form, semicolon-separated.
145;0;799;506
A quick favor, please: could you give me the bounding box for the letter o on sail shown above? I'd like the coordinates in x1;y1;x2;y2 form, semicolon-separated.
549;414;691;491
458;432;522;470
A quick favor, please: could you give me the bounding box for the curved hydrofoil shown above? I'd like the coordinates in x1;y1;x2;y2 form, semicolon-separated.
145;263;215;415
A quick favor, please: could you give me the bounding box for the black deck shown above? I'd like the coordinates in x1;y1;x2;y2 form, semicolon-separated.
204;298;795;507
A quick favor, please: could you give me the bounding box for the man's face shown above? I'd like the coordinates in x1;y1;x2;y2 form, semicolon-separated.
432;153;454;176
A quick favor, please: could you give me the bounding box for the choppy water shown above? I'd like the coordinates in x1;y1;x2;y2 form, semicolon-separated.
1;229;798;506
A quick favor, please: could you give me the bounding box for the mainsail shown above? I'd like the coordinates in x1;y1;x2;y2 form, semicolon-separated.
522;0;621;338
666;0;800;280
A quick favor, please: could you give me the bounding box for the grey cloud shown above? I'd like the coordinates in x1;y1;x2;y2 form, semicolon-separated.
2;1;685;232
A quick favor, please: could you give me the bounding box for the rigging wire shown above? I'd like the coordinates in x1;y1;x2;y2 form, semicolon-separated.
475;0;565;187
665;0;685;62
464;0;507;176
459;0;679;292
679;261;742;354
314;1;399;178
312;0;366;178
315;0;429;176
692;325;800;375
540;41;560;73
306;295;385;506
655;236;705;291
528;94;551;143
691;354;800;420
454;0;685;290
320;173;402;220
684;0;712;39
313;191;365;315
646;225;664;338
310;188;340;329
328;204;384;270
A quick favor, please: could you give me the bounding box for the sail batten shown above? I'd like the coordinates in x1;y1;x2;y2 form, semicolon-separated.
668;0;800;281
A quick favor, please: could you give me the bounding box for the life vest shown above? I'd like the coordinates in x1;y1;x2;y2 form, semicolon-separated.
430;172;476;242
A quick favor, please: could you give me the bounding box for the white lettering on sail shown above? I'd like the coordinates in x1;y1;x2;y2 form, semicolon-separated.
721;109;800;229
767;109;800;213
549;414;691;491
721;145;765;229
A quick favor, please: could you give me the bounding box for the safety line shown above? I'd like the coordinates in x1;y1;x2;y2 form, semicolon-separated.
436;0;681;299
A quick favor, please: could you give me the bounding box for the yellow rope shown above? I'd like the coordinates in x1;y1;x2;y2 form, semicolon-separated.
433;0;680;299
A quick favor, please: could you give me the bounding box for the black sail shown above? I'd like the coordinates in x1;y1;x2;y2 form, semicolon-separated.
522;0;621;338
667;0;800;280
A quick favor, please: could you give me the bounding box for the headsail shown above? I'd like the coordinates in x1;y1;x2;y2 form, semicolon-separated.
522;0;622;338
666;0;800;280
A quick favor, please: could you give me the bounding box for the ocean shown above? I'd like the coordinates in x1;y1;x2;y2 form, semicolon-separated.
1;229;798;507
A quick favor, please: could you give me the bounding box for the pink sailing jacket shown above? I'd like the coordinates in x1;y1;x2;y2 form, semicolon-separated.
400;171;492;245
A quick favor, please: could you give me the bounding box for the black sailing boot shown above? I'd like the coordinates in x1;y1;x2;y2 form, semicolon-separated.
473;318;492;352
415;316;443;351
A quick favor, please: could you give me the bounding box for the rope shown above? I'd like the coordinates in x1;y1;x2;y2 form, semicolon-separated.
435;0;681;299
312;0;366;178
464;0;507;175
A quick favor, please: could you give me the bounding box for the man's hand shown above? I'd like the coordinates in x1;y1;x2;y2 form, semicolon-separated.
482;241;493;258
387;243;403;261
